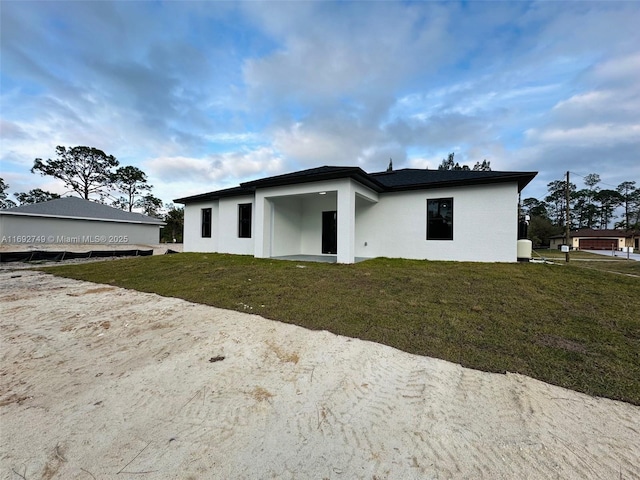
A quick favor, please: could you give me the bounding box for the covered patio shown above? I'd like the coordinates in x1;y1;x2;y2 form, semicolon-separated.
254;178;379;264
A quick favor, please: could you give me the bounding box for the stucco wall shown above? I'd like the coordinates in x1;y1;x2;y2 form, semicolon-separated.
182;179;520;262
218;197;254;255
271;197;302;256
0;215;161;246
183;196;254;255
354;183;518;262
183;200;219;252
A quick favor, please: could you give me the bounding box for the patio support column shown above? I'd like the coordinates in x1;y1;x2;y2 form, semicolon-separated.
337;180;356;264
254;195;272;258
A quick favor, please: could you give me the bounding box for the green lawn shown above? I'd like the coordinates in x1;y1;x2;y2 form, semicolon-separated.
533;248;629;261
533;249;640;276
41;253;640;405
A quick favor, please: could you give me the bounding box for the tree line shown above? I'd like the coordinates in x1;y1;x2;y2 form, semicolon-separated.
437;152;491;171
0;145;183;242
521;174;640;247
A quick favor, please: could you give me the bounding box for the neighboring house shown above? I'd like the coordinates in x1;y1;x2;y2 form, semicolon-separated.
175;166;537;263
0;197;165;246
550;228;639;251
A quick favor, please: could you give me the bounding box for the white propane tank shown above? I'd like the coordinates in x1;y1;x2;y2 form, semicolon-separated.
517;239;532;262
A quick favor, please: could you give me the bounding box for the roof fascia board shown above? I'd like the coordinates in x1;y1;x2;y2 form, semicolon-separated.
174;188;255;204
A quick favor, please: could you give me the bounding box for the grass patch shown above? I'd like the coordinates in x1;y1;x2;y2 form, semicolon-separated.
533;248;624;260
41;253;640;405
534;249;640;276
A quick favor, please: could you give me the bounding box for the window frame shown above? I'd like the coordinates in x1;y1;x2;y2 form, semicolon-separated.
238;203;252;238
426;197;454;241
201;208;212;238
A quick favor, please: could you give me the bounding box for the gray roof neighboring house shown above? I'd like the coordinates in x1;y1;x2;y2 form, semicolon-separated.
0;197;165;225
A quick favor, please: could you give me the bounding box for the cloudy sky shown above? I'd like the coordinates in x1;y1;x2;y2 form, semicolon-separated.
1;0;639;206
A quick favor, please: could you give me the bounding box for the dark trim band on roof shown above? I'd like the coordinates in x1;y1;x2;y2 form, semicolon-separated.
173;186;255;204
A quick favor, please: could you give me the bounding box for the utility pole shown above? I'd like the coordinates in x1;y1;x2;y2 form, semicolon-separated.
565;171;571;263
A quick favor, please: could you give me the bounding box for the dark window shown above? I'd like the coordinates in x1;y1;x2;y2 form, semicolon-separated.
427;198;453;240
238;203;252;238
201;208;212;238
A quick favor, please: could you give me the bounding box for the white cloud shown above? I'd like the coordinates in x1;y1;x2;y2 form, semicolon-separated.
272;121;374;166
146;148;285;186
553;91;612;111
204;132;264;145
591;53;640;86
552;88;639;125
407;155;439;170
527;124;640;146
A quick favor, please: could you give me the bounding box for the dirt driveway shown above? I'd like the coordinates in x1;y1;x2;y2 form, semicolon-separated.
1;270;639;479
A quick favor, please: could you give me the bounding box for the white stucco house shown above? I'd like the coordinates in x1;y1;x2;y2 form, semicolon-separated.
0;197;165;246
175;166;537;263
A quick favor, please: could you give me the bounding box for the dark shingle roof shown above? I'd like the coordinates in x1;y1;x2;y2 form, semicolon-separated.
175;165;537;204
1;197;165;225
371;168;537;192
241;165;385;191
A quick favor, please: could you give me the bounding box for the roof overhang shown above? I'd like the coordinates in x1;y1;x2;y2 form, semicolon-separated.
174;186;255;204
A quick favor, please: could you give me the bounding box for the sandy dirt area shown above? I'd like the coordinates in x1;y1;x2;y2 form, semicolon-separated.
1;269;639;479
